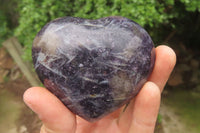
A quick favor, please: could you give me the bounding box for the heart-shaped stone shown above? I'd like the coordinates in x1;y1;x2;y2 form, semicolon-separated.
32;16;155;122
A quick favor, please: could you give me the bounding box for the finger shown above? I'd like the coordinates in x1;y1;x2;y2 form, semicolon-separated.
129;82;160;133
23;87;76;133
118;45;175;128
148;45;176;92
117;99;135;132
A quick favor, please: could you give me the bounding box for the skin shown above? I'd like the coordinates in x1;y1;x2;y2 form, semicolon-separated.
23;45;176;133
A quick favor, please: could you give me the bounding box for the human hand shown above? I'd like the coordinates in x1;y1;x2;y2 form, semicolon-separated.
23;45;176;133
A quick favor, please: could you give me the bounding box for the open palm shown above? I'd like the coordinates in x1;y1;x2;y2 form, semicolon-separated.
24;45;176;133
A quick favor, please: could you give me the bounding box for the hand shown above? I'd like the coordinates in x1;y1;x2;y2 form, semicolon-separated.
23;45;176;133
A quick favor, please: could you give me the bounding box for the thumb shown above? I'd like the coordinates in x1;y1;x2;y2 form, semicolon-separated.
23;87;76;133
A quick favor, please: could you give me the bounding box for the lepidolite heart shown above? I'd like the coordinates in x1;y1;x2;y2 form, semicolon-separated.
32;16;155;122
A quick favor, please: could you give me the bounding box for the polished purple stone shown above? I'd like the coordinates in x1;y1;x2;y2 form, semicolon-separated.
32;16;155;122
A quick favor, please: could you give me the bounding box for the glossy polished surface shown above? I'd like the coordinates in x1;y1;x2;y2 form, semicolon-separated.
32;16;155;122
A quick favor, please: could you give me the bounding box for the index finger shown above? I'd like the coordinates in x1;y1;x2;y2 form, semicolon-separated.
148;45;176;92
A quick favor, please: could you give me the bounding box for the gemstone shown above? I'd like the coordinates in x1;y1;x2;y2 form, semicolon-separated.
32;16;155;122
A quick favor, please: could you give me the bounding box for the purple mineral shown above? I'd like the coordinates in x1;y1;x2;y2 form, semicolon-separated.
32;16;155;122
